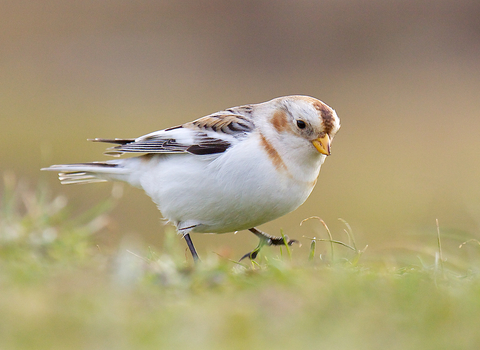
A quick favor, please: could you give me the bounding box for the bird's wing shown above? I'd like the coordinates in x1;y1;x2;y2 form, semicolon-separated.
93;111;255;156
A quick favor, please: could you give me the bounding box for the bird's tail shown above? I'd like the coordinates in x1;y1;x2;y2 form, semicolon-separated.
41;161;129;185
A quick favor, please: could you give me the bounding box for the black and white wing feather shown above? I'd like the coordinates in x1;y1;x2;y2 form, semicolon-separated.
93;110;255;157
42;110;256;184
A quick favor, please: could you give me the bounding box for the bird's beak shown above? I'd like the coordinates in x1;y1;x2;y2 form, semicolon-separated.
312;134;331;155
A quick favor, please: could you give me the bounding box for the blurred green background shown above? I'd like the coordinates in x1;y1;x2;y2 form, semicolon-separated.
2;0;480;257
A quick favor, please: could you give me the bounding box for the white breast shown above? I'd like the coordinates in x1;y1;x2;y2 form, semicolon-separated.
128;132;322;233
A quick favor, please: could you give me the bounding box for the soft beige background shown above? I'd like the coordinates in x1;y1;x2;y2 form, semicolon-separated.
2;0;480;256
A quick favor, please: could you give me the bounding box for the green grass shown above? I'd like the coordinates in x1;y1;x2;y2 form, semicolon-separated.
1;174;480;350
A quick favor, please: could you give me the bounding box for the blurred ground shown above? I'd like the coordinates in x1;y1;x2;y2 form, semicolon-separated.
1;0;480;256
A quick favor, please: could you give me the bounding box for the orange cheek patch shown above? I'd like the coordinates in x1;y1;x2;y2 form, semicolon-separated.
271;110;289;133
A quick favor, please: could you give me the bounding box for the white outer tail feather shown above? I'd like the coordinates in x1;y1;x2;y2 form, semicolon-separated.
41;162;128;185
58;172;108;185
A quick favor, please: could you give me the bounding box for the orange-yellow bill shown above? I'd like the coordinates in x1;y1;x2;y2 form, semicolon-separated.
312;134;331;155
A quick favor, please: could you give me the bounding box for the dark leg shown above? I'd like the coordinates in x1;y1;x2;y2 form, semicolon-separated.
183;233;200;262
249;227;299;246
239;227;299;261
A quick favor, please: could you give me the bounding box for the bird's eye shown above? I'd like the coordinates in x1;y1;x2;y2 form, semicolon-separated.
296;120;306;129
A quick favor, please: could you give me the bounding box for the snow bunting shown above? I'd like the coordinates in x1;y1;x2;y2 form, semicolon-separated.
42;95;340;260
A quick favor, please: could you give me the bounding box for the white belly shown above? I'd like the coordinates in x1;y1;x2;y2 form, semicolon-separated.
131;137;321;234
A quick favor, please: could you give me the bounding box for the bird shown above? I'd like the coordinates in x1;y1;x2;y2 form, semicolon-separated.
42;95;340;261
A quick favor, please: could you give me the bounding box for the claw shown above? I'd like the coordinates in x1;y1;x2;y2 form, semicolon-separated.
239;249;259;261
286;238;299;246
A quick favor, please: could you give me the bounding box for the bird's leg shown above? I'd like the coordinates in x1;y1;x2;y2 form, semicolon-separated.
239;227;299;261
249;227;299;246
183;233;200;262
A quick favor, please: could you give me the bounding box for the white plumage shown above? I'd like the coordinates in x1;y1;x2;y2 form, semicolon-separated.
43;95;340;260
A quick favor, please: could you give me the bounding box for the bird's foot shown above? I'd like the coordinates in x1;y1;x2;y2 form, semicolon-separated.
239;227;299;261
239;247;261;261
